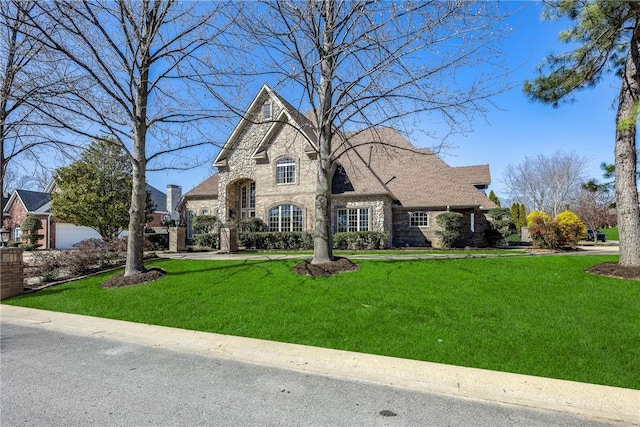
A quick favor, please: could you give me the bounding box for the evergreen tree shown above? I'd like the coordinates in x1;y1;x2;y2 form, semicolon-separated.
488;190;501;207
524;0;640;267
51;139;153;239
518;204;527;230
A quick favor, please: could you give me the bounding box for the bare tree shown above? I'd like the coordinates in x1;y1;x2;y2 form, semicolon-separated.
18;0;237;276
242;0;511;264
573;187;616;232
0;0;79;214
502;150;588;218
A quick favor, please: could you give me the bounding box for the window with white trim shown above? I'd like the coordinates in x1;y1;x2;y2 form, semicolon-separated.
276;158;296;184
264;102;272;119
240;182;256;218
336;208;370;232
268;204;303;232
410;211;429;227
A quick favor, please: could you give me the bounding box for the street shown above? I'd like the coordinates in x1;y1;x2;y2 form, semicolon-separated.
0;322;628;426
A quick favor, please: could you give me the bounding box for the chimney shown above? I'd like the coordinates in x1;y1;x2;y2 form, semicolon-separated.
166;185;182;221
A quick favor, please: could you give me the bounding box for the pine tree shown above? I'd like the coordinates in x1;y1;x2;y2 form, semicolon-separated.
489;190;501;207
524;0;640;267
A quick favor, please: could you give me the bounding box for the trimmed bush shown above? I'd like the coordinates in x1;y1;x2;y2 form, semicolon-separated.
21;214;43;249
235;217;266;232
193;215;218;233
145;232;169;250
485;207;512;247
238;231;314;250
193;233;220;249
332;231;390;250
435;212;463;248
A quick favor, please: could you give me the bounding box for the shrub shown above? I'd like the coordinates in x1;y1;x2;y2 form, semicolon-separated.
435;212;463;248
526;210;550;226
485;208;512;247
555;210;587;243
527;210;586;249
193;215;218;233
193;233;220;249
235;217;266;232
238;231;314;250
145;232;169;250
18;243;40;251
21;214;44;249
332;231;390;250
31;251;62;282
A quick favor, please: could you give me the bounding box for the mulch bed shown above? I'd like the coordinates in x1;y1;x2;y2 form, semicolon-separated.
292;257;359;277
101;267;166;288
585;262;640;280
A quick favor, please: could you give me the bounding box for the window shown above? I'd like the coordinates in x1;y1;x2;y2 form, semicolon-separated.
269;204;303;232
410;211;429;227
336;208;369;232
240;182;256;218
200;209;209;215
276;158;296;184
264;102;272;119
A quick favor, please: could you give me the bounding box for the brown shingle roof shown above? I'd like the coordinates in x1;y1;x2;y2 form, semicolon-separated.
337;127;496;209
185;174;219;197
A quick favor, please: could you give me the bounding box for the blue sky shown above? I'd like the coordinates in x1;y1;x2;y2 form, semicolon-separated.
148;1;621;201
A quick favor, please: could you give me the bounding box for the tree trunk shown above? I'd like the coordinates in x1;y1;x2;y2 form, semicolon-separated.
125;155;147;276
615;20;640;268
313;130;334;264
311;0;336;265
125;40;151;276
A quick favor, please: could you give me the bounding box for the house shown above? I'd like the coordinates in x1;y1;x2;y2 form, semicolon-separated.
178;85;497;247
2;184;180;249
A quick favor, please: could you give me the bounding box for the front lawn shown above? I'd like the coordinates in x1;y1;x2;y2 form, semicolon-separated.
3;255;638;390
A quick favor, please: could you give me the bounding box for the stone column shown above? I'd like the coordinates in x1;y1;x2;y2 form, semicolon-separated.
220;227;237;253
169;227;186;252
0;248;24;300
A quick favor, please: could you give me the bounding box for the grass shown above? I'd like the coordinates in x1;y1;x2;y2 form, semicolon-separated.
601;227;619;241
3;255;639;390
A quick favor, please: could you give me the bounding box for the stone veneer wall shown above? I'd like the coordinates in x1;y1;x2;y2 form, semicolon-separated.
391;208;489;248
217;93;319;230
0;248;24;300
332;196;391;234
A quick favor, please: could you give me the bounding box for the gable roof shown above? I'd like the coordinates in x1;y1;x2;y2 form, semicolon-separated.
5;189;52;213
213;85;317;167
147;184;167;212
184;174;219;198
450;165;491;187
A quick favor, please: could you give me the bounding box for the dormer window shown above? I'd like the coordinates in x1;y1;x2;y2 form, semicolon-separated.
276;157;296;184
264;102;272;120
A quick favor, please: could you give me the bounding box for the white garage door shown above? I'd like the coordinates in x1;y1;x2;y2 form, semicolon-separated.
55;223;101;249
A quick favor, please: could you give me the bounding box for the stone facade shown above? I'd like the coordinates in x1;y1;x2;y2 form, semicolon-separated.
187;85;496;248
217;94;319;230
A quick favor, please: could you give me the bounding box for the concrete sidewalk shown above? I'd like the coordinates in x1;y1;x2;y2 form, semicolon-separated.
1;305;637;425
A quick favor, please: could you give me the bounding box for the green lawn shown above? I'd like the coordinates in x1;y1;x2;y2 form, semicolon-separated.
601;227;619;241
3;255;639;390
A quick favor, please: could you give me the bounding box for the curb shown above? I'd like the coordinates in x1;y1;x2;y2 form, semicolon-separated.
1;305;638;425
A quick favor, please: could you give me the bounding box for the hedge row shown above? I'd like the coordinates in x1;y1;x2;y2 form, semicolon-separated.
238;232;314;250
191;230;390;251
332;231;389;250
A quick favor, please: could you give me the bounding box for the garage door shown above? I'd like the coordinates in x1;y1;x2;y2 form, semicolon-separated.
55;223;101;249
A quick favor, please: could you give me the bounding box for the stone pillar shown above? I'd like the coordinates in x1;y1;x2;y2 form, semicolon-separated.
220;227;237;253
0;248;24;300
169;227;186;252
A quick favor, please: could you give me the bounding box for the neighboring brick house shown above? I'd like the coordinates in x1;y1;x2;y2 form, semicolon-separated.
2;184;178;249
179;85;498;247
